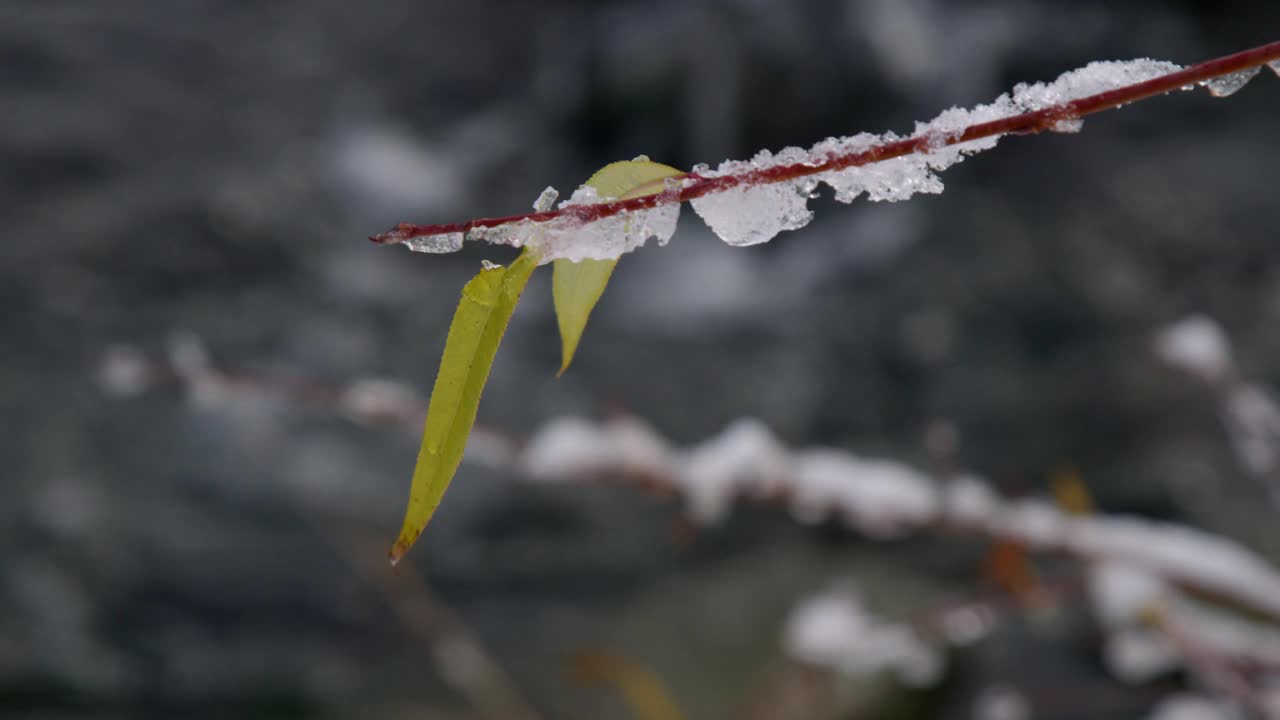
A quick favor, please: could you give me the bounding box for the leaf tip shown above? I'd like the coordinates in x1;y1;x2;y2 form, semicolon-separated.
388;532;418;566
556;352;574;378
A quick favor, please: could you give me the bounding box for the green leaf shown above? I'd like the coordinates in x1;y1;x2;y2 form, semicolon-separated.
552;258;616;376
390;249;538;563
553;159;685;375
390;159;685;562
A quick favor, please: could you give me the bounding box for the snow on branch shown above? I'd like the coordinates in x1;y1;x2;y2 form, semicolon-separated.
99;339;1280;705
1156;315;1280;506
782;570;1280;710
529;413;1280;704
99;339;1280;626
370;42;1280;262
783;583;942;688
519;416;1280;625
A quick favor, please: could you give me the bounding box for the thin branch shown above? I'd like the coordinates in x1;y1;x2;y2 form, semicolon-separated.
99;342;1280;626
370;40;1280;246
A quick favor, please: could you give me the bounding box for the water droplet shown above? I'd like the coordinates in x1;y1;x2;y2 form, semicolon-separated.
1201;66;1261;97
1051;117;1084;133
532;186;559;212
402;232;463;254
690;163;710;175
480;259;501;271
631;154;650;162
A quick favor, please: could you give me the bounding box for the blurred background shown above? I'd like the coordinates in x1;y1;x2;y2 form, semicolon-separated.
3;2;1280;718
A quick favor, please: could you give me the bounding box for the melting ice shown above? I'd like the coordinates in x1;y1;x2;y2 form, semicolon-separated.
1202;66;1262;97
402;231;464;254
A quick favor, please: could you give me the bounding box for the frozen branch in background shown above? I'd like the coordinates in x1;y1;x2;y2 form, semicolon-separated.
371;41;1280;262
97;335;521;467
98;338;1280;705
783;560;1280;708
99;340;541;720
1156;315;1280;506
522;414;1280;708
98;340;1280;623
1088;560;1280;714
519;416;1280;623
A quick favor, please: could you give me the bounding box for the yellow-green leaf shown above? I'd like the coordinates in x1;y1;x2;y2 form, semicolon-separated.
390;249;538;563
553;159;685;375
552;258;615;376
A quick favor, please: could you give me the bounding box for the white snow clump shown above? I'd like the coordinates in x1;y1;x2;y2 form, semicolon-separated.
689;58;1182;246
783;585;943;687
1154;314;1233;382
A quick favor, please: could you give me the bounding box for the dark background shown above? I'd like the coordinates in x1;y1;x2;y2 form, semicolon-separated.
3;2;1279;718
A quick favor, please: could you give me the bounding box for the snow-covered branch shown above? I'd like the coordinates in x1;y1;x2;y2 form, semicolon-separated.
99;339;1280;627
370;41;1280;262
99;337;1280;710
519;416;1280;626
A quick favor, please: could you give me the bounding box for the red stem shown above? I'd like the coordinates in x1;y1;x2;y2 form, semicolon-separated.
371;39;1280;245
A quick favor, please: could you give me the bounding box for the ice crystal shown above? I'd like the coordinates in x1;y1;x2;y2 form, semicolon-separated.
402;231;464;254
1010;59;1182;108
532;185;559;211
1202;66;1262;97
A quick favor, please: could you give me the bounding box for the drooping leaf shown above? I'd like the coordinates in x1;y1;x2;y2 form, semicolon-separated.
390;249;538;563
552;258;615;376
553;159;685;375
390;160;685;562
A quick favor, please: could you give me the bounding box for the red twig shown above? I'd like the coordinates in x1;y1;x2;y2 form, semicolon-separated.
370;40;1280;246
